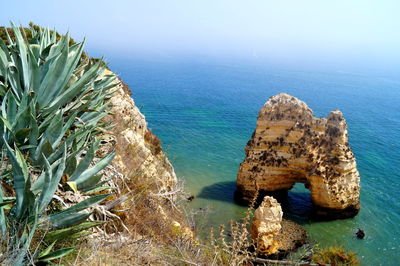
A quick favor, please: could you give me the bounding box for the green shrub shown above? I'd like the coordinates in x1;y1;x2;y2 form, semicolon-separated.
312;246;360;265
0;23;116;265
0;22;87;59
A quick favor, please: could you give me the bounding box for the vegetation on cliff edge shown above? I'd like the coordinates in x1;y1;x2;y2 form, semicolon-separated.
0;23;116;264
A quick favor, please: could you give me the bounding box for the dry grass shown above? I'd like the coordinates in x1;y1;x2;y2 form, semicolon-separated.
62;177;258;266
119;79;132;96
104;160;188;242
64;234;164;265
144;129;163;156
156;190;259;266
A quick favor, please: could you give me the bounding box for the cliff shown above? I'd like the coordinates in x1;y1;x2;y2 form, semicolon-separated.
237;93;360;219
98;70;190;244
102;69;177;197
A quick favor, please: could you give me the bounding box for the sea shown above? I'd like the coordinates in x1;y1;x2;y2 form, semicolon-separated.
107;54;400;265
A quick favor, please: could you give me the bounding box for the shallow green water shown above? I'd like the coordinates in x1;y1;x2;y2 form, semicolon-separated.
109;56;400;265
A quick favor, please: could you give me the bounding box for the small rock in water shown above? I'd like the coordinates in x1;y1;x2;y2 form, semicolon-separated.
187;195;195;202
356;228;365;239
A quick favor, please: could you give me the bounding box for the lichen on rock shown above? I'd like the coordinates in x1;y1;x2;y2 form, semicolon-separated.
237;93;360;219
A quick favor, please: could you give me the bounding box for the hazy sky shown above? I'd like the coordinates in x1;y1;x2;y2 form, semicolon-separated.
1;0;399;67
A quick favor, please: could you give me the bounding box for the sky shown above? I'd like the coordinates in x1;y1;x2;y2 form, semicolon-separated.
1;0;399;68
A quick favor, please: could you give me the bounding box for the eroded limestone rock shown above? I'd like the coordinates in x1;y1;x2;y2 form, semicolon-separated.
100;70;190;236
237;93;360;219
102;69;177;192
251;196;307;256
250;196;283;255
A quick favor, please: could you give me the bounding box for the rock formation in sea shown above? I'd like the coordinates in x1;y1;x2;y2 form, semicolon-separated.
237;93;360;219
250;196;283;254
251;196;306;255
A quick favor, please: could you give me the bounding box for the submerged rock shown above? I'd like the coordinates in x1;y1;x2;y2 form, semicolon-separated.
356;228;365;239
237;93;360;219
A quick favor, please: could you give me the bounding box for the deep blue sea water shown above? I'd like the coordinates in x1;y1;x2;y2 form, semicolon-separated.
108;55;400;265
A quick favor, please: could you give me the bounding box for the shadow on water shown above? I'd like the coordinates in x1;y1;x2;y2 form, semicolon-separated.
197;181;237;203
197;181;314;225
282;191;313;225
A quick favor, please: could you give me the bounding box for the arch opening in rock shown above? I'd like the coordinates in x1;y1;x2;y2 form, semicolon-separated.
285;183;313;220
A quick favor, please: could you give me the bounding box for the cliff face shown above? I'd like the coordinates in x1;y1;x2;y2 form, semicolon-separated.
103;69;177;192
237;93;360;219
100;70;190;239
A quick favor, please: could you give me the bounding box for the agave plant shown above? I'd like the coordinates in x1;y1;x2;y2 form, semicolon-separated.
0;23;116;265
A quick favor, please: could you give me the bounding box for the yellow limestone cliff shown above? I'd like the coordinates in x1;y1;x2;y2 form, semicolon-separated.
99;69;191;238
237;93;360;219
102;69;177;195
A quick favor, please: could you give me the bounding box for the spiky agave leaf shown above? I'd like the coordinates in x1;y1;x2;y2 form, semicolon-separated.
0;23;117;263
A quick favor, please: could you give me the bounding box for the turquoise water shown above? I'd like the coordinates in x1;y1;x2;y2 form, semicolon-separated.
109;56;400;265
